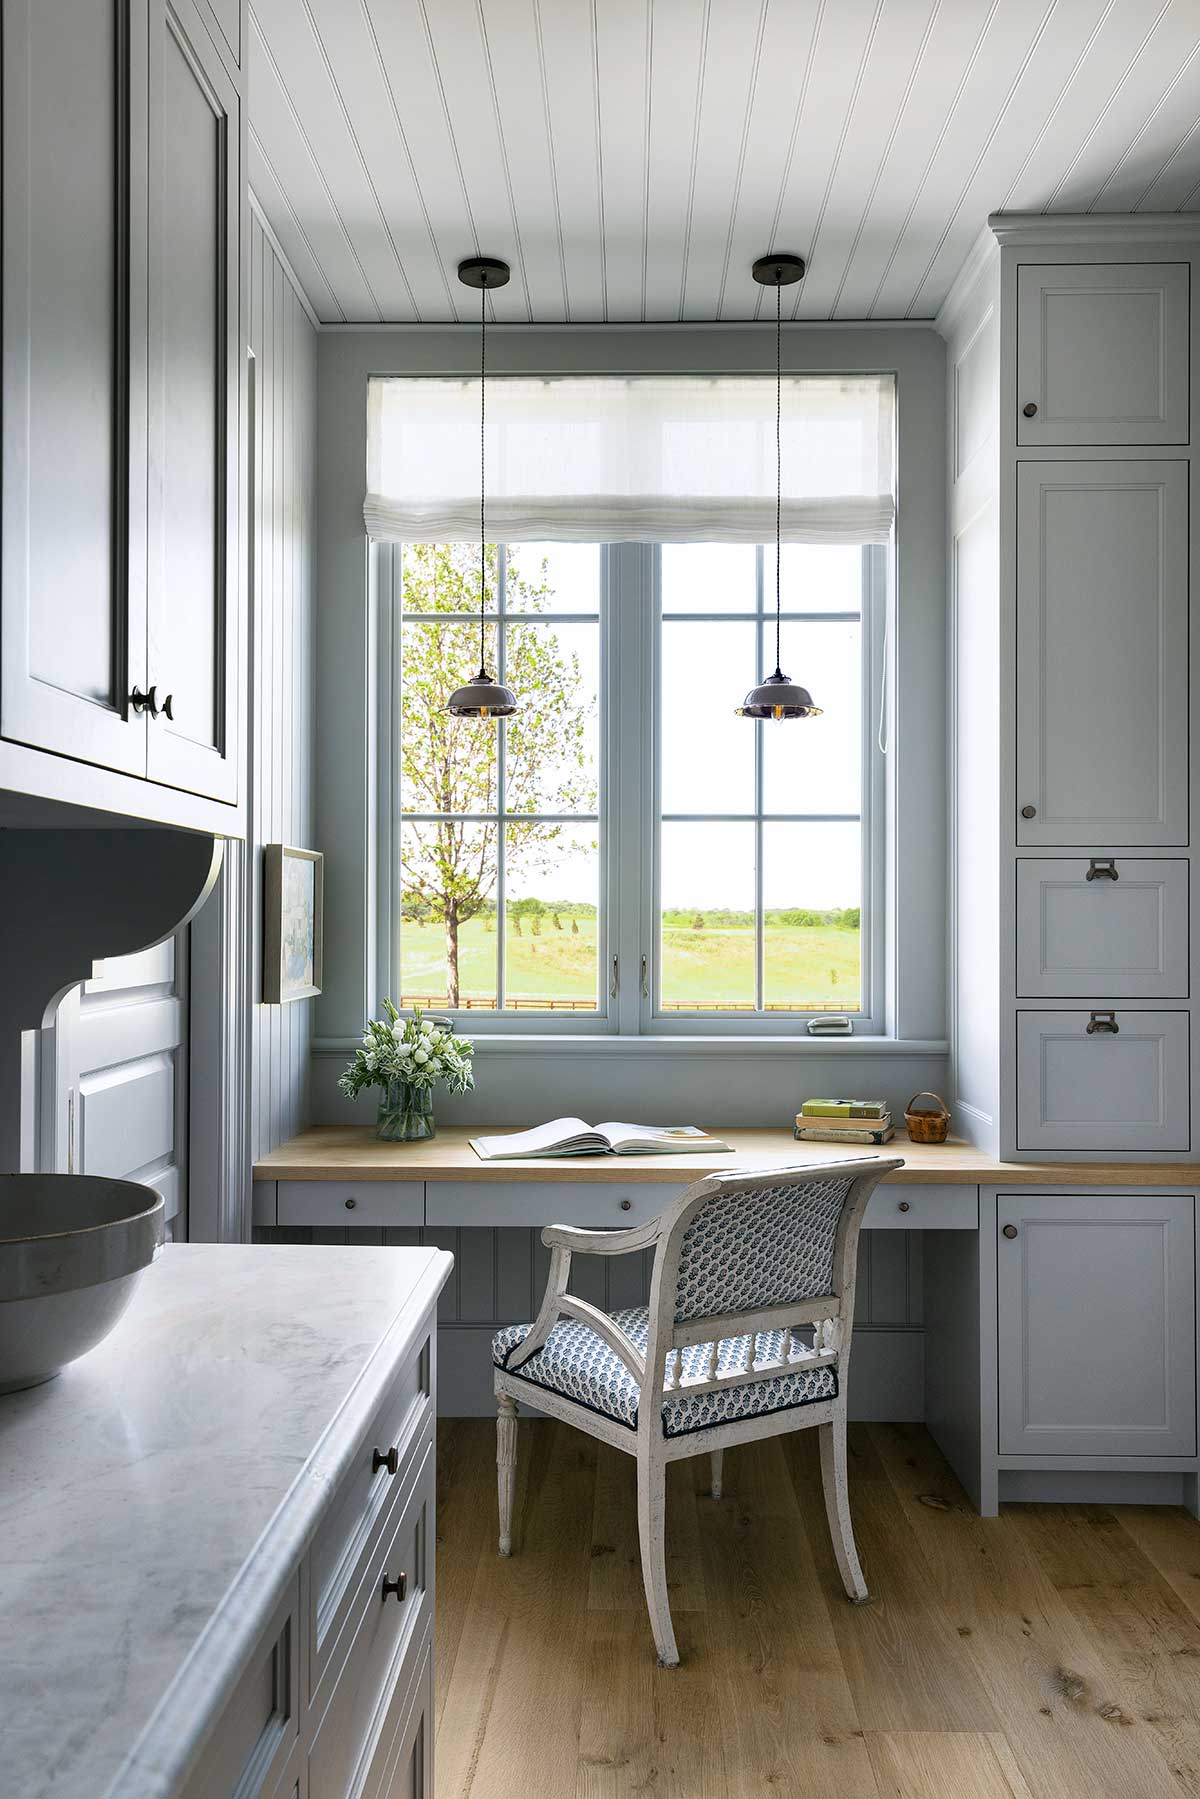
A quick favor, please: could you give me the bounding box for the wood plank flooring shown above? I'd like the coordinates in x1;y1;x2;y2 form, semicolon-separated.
434;1419;1200;1798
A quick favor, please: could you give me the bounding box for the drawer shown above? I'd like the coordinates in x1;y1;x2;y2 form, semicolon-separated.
363;1627;432;1799
1016;1009;1191;1152
181;1579;298;1799
426;1179;682;1229
310;1440;433;1799
1016;858;1189;998
276;1179;424;1229
309;1333;432;1693
863;1182;977;1230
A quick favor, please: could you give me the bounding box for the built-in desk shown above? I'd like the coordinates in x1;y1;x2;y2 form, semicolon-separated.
253;1127;1200;1519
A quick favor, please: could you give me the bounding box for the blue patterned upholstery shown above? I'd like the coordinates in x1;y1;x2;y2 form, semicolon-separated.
493;1306;837;1438
673;1177;853;1322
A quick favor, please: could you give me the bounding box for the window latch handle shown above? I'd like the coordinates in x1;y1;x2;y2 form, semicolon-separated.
610;955;618;999
640;955;649;999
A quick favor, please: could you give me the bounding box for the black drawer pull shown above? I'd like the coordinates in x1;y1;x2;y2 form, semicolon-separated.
381;1571;407;1604
344;1196;357;1210
619;1199;632;1212
1086;859;1119;882
372;1445;399;1476
1086;1010;1119;1035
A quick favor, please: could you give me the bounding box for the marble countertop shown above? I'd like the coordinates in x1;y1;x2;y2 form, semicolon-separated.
0;1242;452;1799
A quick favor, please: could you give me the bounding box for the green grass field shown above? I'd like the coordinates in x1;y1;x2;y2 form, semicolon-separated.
400;914;860;1011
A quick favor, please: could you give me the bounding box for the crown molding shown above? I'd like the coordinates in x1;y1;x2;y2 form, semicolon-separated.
988;210;1200;246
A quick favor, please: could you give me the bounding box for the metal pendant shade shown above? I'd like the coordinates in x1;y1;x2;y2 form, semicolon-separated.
445;256;518;720
736;254;822;723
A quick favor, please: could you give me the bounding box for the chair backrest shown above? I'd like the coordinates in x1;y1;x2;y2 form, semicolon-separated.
641;1157;904;1418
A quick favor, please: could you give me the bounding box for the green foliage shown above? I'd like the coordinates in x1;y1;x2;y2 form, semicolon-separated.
338;999;475;1099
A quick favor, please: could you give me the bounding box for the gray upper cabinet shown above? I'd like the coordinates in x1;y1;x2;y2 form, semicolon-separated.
1016;460;1188;847
1017;263;1189;446
1;0;149;776
0;0;243;817
146;0;241;803
998;1191;1196;1458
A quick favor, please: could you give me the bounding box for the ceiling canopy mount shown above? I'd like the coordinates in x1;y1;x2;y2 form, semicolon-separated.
751;253;806;288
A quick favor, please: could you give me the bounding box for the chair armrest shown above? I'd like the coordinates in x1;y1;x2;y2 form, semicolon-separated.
540;1219;662;1256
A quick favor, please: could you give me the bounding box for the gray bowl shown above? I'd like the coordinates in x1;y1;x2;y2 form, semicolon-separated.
0;1175;165;1394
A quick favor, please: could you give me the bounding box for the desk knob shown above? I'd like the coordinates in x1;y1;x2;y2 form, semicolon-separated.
619;1199;632;1211
897;1200;910;1213
344;1196;357;1210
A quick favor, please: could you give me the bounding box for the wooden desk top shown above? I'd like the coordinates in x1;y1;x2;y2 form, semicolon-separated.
253;1125;1200;1188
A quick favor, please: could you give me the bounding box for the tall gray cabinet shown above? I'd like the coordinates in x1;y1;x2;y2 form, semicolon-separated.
937;217;1199;1514
0;0;246;831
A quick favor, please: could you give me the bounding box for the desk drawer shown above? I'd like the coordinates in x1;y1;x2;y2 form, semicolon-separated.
276;1180;424;1229
309;1333;431;1695
863;1183;977;1230
310;1439;433;1799
426;1179;683;1229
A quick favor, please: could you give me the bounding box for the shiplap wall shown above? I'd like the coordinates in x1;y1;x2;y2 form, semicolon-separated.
258;1223;925;1419
248;208;318;1158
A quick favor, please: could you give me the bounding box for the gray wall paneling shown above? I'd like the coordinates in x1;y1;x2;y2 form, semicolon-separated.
247;205;317;1160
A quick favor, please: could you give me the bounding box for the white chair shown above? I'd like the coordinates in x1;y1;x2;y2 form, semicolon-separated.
492;1156;903;1665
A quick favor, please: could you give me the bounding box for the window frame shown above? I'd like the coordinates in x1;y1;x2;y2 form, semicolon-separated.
376;538;887;1038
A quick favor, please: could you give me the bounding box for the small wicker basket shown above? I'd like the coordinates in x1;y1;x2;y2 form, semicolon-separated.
904;1091;951;1145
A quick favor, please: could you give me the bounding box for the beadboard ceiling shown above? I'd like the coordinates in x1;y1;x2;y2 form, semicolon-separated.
247;0;1200;325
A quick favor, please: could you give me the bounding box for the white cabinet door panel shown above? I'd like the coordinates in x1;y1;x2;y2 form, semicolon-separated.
1016;1009;1190;1153
1016;461;1188;846
998;1192;1196;1457
1017;263;1189;446
146;0;241;802
1016;858;1189;999
1;0;148;775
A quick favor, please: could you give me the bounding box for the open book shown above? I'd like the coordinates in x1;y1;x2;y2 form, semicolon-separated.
470;1118;731;1161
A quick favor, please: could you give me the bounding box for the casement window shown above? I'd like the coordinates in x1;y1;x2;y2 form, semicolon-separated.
369;373;893;1037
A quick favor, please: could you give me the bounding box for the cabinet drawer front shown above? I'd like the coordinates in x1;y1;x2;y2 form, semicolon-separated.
309;1335;432;1691
181;1579;298;1799
1016;1010;1191;1152
1015;461;1188;847
426;1179;681;1229
1016;859;1189;998
310;1440;433;1799
863;1183;977;1230
998;1192;1196;1456
276;1180;424;1229
1016;263;1189;446
363;1628;432;1799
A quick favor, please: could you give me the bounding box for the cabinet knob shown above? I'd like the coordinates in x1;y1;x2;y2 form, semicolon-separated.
897;1200;910;1213
372;1445;399;1476
1002;1223;1018;1240
1021;804;1036;819
344;1196;357;1209
1022;401;1038;418
130;684;159;717
381;1571;407;1604
619;1199;632;1212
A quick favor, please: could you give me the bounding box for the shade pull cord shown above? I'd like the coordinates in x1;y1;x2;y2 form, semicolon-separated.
774;278;782;674
479;275;487;672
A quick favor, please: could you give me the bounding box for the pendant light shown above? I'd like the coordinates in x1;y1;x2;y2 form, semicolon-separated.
446;256;518;719
736;254;822;722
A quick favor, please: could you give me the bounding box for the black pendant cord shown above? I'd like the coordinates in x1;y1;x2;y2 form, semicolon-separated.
774;277;782;678
479;275;487;676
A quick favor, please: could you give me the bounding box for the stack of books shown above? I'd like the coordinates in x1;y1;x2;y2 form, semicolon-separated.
794;1099;894;1146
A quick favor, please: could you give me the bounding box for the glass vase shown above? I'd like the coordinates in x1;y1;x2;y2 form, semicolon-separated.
376;1079;436;1143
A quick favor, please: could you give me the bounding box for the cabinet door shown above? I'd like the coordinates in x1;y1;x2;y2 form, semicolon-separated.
1017;263;1189;446
997;1192;1196;1457
145;0;241;802
1;0;148;775
1016;461;1188;846
1016;1009;1191;1154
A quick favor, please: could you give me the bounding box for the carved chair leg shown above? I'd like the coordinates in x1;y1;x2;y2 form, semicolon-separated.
819;1412;868;1602
709;1447;724;1500
636;1455;679;1666
496;1394;518;1556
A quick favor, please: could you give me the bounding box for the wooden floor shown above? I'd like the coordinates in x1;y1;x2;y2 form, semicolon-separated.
434;1417;1200;1798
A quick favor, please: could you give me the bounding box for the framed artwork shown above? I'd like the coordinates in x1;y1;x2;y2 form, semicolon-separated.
263;845;323;1003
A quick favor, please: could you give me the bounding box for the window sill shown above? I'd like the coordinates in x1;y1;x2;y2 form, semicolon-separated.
314;1033;949;1058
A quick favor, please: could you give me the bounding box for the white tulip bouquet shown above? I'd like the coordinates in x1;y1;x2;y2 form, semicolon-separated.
339;999;474;1140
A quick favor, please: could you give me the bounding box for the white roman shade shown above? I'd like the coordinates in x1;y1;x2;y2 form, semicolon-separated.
365;374;895;545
